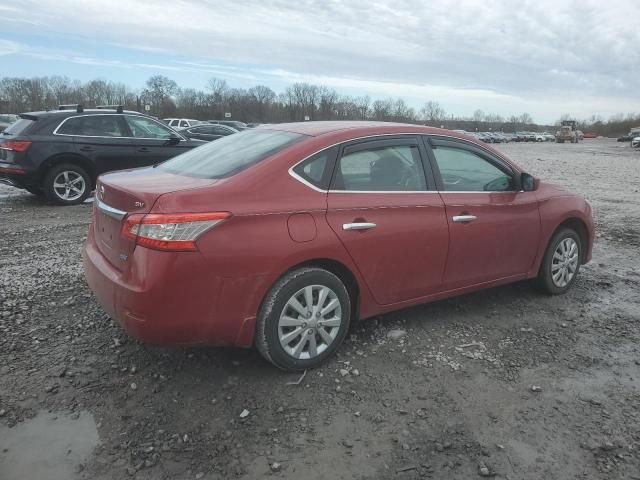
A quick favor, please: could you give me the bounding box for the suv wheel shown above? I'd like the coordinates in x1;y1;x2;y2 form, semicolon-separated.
256;267;351;371
44;164;91;205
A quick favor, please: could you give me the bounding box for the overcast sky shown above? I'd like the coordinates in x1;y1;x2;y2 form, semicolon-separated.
2;0;639;123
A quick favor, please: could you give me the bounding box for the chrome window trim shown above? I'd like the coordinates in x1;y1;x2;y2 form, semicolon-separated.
96;198;126;220
287;132;518;194
53;114;187;141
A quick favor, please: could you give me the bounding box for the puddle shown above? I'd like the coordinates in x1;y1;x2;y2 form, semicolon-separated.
0;410;99;480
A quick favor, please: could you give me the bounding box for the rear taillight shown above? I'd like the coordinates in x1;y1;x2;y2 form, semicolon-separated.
0;140;32;152
122;212;230;252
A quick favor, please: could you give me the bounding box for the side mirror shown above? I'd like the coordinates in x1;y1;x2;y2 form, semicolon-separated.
165;135;181;146
521;172;537;192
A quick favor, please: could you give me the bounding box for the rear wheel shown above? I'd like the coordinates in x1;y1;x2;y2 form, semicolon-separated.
43;164;91;206
536;227;581;295
256;267;351;371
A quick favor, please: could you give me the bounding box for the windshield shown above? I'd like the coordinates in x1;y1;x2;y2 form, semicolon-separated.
157;129;306;178
2;118;34;135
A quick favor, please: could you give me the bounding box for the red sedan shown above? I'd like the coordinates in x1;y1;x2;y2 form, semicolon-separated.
83;122;594;370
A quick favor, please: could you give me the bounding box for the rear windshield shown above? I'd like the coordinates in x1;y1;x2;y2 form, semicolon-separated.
158;129;306;179
2;118;34;135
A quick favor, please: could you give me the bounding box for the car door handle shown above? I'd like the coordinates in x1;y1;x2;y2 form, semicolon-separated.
342;222;377;231
452;215;478;223
137;147;151;152
79;146;94;152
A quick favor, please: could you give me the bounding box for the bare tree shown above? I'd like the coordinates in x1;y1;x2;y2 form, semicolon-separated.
420;101;446;124
141;75;177;117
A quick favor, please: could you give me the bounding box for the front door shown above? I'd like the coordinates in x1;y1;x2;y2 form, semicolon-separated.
325;136;449;305
427;137;541;289
122;115;192;166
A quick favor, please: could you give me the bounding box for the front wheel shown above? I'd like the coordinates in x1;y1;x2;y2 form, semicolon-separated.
256;267;351;371
536;228;582;295
43;164;92;206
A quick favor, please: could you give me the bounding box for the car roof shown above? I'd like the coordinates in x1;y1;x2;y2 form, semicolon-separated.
259;120;463;137
258;121;516;168
21;109;147;118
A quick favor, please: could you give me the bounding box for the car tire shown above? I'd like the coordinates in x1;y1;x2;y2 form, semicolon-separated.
536;227;582;295
256;267;351;371
43;163;92;206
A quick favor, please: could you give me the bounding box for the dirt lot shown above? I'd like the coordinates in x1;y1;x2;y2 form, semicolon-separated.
1;138;639;480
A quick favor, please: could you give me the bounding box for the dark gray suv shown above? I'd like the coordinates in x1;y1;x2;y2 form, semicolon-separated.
0;105;204;205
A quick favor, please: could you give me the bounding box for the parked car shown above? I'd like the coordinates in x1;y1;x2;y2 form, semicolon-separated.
0;114;18;132
534;133;545;142
83;121;594;371
632;136;640;148
476;132;492;143
618;129;640;142
0;105;204;205
179;124;238;141
515;132;534;142
542;132;555;142
208;120;248;130
163;118;205;129
582;132;598;139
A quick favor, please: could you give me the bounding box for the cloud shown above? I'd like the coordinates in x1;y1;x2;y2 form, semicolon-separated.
0;39;21;56
3;0;640;122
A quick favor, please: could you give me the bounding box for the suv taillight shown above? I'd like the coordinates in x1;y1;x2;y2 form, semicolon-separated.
122;212;231;251
0;140;32;152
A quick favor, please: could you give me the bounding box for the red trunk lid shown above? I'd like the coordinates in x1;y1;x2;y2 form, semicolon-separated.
94;167;217;270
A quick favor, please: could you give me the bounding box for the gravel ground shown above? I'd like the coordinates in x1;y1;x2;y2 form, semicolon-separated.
0;138;639;480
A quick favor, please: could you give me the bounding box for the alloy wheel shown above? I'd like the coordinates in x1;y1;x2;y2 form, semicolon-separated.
278;285;342;360
551;237;579;288
53;170;86;201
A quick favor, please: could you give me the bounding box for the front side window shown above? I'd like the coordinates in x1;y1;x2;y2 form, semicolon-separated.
57;115;124;137
179;120;188;128
125;116;175;140
333;144;427;191
433;146;513;192
158;129;305;179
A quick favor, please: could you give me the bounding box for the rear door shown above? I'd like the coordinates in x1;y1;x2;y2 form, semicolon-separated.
425;137;540;289
55;114;136;174
325;136;449;305
122;115;192;165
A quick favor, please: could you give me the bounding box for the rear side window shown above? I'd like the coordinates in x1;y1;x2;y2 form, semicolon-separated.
292;147;337;190
333;144;427;191
3;118;34;135
213;126;234;135
57;115;124;137
158;129;305;179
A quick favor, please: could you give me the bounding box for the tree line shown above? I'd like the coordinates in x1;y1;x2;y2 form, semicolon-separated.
1;75;637;135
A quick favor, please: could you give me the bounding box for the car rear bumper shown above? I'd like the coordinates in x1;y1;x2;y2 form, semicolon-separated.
0;162;38;188
82;225;259;347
